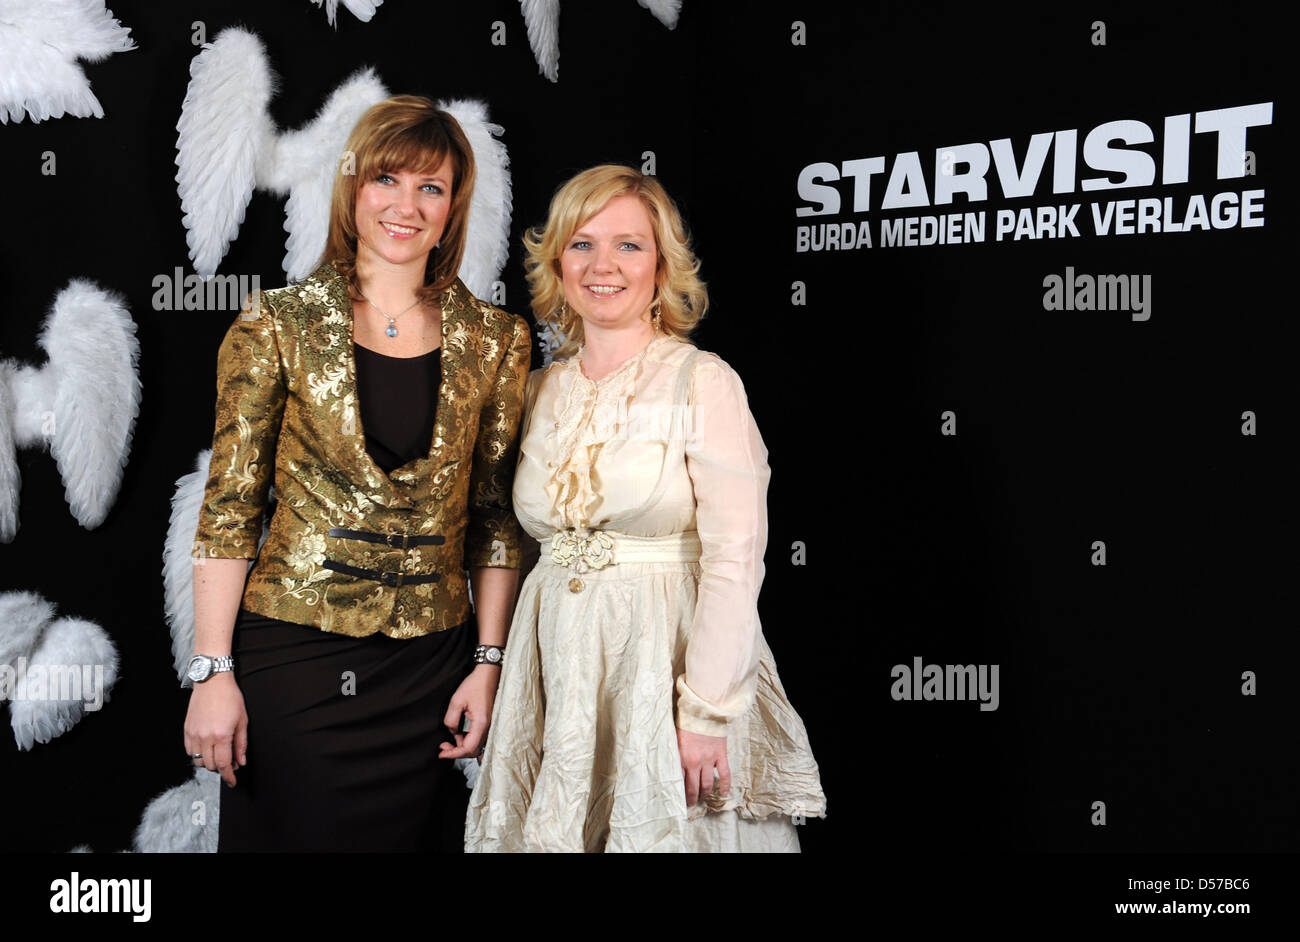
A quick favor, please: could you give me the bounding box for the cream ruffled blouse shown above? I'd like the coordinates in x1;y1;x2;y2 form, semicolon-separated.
512;333;771;733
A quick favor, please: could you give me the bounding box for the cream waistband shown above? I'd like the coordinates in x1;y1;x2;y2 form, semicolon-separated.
540;529;702;568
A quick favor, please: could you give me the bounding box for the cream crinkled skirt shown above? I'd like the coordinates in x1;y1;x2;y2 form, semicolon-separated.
464;549;827;853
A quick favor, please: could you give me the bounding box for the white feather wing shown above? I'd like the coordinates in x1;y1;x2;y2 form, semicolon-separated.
638;0;681;29
175;28;277;278
164;450;211;683
440;99;513;299
519;0;561;82
0;0;135;123
10;615;117;750
0;364;19;540
41;279;141;531
269;67;390;282
133;769;220;853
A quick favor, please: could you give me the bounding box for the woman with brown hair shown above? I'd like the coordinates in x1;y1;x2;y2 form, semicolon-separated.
184;96;531;851
465;165;826;852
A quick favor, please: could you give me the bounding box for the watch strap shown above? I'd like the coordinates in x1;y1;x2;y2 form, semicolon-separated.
188;654;234;683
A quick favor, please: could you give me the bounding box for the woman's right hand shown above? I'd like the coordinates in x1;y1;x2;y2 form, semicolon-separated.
184;674;248;787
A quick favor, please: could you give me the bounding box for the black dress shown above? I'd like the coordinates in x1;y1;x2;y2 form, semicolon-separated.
218;343;475;853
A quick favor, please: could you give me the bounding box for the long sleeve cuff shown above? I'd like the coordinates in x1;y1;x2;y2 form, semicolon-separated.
675;674;751;738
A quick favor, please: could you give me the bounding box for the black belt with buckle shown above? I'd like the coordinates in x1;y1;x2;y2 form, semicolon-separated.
324;527;445;585
329;527;446;549
322;559;440;586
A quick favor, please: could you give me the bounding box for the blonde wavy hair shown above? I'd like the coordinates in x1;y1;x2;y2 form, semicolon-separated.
318;95;476;306
523;165;708;359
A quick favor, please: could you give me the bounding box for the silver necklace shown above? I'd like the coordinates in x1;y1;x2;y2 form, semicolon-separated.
360;293;421;338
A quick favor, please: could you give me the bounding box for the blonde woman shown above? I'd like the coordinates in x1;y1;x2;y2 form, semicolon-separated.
465;165;826;852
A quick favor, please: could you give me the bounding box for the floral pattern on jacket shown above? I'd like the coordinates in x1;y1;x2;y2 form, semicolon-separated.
194;260;532;639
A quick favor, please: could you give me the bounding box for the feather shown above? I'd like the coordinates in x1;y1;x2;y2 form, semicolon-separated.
174;28;278;281
132;769;220;853
0;279;140;542
163;451;210;683
518;1;682;81
455;757;481;790
439;99;512;300
9;614;117;750
0;0;136;124
0;364;19;539
265;66;390;282
519;0;561;82
308;0;384;27
175;29;387;281
0;590;54;669
637;0;681;28
39;280;141;530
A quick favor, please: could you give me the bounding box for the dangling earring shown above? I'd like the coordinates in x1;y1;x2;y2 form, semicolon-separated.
557;300;568;322
649;297;663;332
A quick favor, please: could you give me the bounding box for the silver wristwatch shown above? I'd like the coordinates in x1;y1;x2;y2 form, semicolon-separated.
473;644;505;666
186;654;234;684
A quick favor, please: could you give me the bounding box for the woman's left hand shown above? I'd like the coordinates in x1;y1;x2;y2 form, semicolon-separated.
677;727;731;806
440;664;500;762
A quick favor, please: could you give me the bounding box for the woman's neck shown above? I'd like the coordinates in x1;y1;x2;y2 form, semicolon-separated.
580;322;658;381
354;250;428;309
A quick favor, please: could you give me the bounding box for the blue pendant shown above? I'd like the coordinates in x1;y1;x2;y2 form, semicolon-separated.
386;324;398;337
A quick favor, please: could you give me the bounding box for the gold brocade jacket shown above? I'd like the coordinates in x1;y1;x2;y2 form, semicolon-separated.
193;261;532;639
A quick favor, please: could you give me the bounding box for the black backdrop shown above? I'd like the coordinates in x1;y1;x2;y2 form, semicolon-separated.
1;0;1293;910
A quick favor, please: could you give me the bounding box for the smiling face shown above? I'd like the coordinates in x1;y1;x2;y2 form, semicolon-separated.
353;155;454;268
560;193;659;334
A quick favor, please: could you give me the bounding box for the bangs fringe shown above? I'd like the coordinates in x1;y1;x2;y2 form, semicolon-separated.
361;125;455;186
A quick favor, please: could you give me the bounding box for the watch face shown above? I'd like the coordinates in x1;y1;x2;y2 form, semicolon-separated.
486;648;502;663
187;656;210;682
